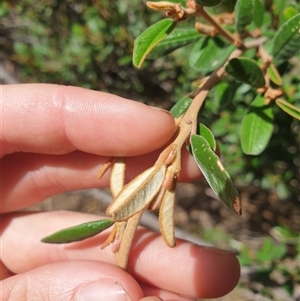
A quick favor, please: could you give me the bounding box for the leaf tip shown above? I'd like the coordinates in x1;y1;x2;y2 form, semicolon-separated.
40;235;59;244
233;196;242;216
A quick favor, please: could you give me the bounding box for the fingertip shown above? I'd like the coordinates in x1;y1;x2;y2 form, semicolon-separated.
59;86;176;156
192;246;240;298
129;234;240;299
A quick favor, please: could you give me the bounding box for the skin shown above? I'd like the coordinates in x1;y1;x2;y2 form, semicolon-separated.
0;84;240;301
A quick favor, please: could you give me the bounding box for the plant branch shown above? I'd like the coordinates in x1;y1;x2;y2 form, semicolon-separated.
173;36;269;149
195;6;244;49
102;34;269;270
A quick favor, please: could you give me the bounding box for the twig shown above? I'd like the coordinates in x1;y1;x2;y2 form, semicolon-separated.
195;6;244;49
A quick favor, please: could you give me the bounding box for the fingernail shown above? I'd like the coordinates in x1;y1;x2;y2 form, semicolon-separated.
76;280;133;301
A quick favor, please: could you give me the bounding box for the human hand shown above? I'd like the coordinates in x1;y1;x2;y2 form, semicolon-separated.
1;84;240;301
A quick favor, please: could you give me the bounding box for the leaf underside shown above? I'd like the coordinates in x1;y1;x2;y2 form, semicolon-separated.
110;157;126;197
267;64;283;86
159;189;176;247
107;165;166;221
276;98;300;120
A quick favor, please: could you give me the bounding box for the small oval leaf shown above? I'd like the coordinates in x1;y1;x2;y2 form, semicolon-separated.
240;94;274;155
148;28;201;59
253;0;264;27
235;0;254;34
283;5;298;21
170;95;192;118
217;0;238;12
133;19;176;68
107;165;166;221
199;123;216;151
190;135;241;216
195;0;223;7
267;63;283;86
272;13;300;64
190;37;235;74
41;219;115;244
276;98;300;120
225;57;266;88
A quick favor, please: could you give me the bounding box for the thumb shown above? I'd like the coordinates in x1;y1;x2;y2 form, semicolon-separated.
1;260;144;301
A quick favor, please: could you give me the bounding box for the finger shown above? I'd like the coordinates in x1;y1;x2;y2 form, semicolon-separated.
0;261;13;280
1;260;144;301
2;84;175;157
139;298;162;301
1;211;240;299
1;147;201;213
1;151;109;212
140;283;195;301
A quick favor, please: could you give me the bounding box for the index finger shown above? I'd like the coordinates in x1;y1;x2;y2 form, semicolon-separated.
1;84;175;157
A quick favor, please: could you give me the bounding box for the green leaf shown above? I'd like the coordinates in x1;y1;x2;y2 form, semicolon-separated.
276;98;300;120
267;63;283;86
170;95;192;118
195;0;223;7
41;219;115;244
225;57;266;88
253;0;264;27
190;135;242;216
217;0;238;12
161;0;186;4
199;123;216;151
240;94;274;155
148;28;201;59
235;0;254;34
133;19;176;68
272;0;286;16
272;13;300;64
189;37;235;74
210;81;238;113
283;4;298;21
271;225;299;243
256;237;286;263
